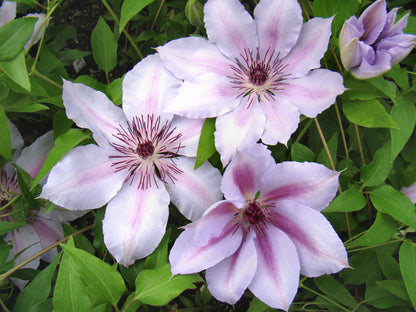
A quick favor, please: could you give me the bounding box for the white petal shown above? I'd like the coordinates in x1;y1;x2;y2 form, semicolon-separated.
271;200;349;277
221;143;274;204
206;232;257;305
170;116;204;157
401;183;416;204
24;13;49;50
39;144;126;210
204;0;258;59
169;202;243;275
38;207;88;222
122;54;179;122
281;69;345;118
249;226;300;311
16;131;53;179
215;100;266;166
261;98;300;145
0;1;16;27
358;0;387;45
165;156;222;221
9;120;23;152
6;226;41;270
31;216;63;262
254;0;303;58
103;181;170;266
260;161;339;211
157;37;233;80
165;72;240;118
62;79;127;150
283;17;334;78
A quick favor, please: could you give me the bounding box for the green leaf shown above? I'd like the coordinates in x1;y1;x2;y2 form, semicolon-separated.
385;64;410;90
316;132;337;169
400;241;416;310
119;0;156;33
376;280;410;302
368;75;397;104
14;165;39;209
0;106;11;160
32;129;90;189
365;282;408;309
54;238;93;312
247;297;274;312
13;254;61;312
185;0;204;27
370;185;416;229
0;221;26;235
360;142;392;187
0;51;31;91
0;17;37;61
290;142;315;162
343;99;398;129
376;247;401;280
144;228;170;270
347;212;397;247
194;118;216;169
314;274;358;308
313;0;359;34
91;17;117;73
61;244;126;306
390;98;416;161
134;263;202;306
324;187;367;212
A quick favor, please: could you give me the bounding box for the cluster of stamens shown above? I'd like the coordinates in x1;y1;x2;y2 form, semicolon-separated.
0;170;19;222
228;47;289;105
109;114;184;190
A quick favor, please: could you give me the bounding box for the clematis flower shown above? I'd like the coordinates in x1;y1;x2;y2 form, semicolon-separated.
169;144;349;310
157;0;345;165
340;0;416;79
39;54;223;267
1;129;85;288
0;0;49;50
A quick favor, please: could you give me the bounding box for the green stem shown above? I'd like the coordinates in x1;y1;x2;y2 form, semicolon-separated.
0;224;93;282
100;0;144;59
294;118;313;144
299;283;351;312
31;70;62;89
151;0;165;30
354;124;365;165
334;102;349;159
0;298;11;312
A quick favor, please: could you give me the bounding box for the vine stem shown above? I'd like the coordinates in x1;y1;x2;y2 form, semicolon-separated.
334;102;350;159
100;0;144;60
0;224;93;282
299;283;351;312
354;124;366;165
0;298;10;312
314;118;351;238
31;70;62;89
151;0;165;30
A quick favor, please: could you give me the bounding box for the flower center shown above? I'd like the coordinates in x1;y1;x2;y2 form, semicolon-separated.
110;114;184;189
229;48;289;105
235;198;271;238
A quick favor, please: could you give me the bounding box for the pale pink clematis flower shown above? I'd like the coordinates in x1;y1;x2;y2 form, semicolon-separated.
40;54;223;267
169;144;349;310
157;0;345;165
340;0;415;79
1;128;85;289
0;1;50;50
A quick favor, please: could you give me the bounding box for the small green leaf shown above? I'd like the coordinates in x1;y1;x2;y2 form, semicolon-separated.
32;129;90;189
247;297;274;312
324;187;367;212
14;165;39;209
370;185;416;229
0;17;37;61
119;0;156;33
61;244;126;306
400;241;416;310
347;212;397;247
185;0;204;27
360;142;392;187
134;263;202;306
13;253;61;312
0;221;26;235
314;274;358;308
91;17;117;73
385;64;410;90
290;142;315;162
144;228;170;270
0;51;31;91
368;75;397;104
194;118;216;169
376;280;410;302
343;99;398;129
0;106;11;160
365;282;408;309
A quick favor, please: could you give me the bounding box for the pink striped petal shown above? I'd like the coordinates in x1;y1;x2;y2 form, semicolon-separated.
39;144;126;210
359;0;387;45
165;72;240;118
16;131;53;179
206;231;257;305
271;200;349;277
215;100;266;166
122;54;179;122
0;1;15;26
221;144;274;204
261;98;300;146
62;79;127;150
283;17;334;78
157;37;233;80
169;206;243;275
170;116;204;157
6;226;41;270
165;156;222;221
249;226;300;311
31;216;63;262
204;0;258;59
103;181;170;266
260;161;339;211
254;0;303;59
281;69;345;118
